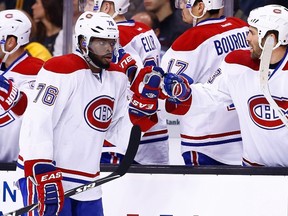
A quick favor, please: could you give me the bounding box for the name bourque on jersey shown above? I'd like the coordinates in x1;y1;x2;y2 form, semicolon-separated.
0;52;43;162
161;16;249;165
192;49;288;166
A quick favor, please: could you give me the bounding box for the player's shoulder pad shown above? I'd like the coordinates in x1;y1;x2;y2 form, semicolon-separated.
225;50;260;70
43;53;89;74
12;56;44;75
171;26;218;51
118;22;150;47
226;16;249;28
134;21;151;32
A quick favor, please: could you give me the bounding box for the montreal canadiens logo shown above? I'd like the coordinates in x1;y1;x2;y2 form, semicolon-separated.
248;95;288;130
84;95;115;132
0;112;15;127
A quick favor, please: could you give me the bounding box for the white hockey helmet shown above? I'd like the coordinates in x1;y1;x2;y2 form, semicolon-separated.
175;0;224;11
93;0;130;16
74;11;119;67
0;9;31;59
247;4;288;49
75;11;118;47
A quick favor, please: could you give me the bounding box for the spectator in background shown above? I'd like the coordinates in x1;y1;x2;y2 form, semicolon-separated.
22;10;53;61
234;0;288;21
125;0;145;19
31;0;63;56
131;11;161;37
143;0;190;52
0;0;35;16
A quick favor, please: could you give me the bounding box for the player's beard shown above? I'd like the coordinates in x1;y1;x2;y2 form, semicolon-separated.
88;51;110;69
249;42;262;60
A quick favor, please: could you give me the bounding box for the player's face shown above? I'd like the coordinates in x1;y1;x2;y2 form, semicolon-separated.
88;37;116;68
181;5;193;24
247;26;262;60
84;0;95;11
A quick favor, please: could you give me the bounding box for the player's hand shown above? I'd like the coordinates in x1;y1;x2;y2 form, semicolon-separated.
117;47;138;82
163;73;191;101
129;66;164;131
130;66;164;102
25;160;64;216
130;66;164;94
0;75;20;112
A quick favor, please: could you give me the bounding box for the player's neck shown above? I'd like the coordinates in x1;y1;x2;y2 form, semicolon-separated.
114;14;126;23
198;12;221;23
270;46;287;64
4;48;25;68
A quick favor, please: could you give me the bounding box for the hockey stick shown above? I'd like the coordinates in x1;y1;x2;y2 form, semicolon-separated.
2;124;142;216
259;36;288;128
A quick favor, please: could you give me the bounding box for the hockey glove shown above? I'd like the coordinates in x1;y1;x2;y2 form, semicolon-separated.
116;47;138;82
0;75;20;112
163;73;192;101
25;160;64;216
129;66;164;131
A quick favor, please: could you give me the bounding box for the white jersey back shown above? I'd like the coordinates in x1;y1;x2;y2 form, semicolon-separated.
161;16;249;164
0;53;43;162
118;20;161;68
18;51;129;200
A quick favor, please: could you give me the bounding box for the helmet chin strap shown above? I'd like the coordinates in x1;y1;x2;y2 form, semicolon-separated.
188;6;207;26
1;43;21;63
83;52;100;69
78;43;100;69
111;11;119;19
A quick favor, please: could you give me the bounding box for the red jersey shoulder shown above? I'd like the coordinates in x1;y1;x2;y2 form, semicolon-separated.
134;21;151;32
12;56;44;75
226;17;249;28
107;63;127;75
172;17;248;51
43;53;89;74
171;25;222;51
225;50;260;70
118;21;151;46
283;60;288;71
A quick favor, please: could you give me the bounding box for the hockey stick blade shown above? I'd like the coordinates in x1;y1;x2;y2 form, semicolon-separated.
2;124;142;216
259;36;288;128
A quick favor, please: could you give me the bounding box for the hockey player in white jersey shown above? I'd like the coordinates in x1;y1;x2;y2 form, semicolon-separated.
16;12;163;216
86;0;170;165
163;4;288;166
0;9;44;162
161;0;250;165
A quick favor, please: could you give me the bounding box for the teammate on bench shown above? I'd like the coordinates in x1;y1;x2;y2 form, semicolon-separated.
163;4;288;167
16;12;162;216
